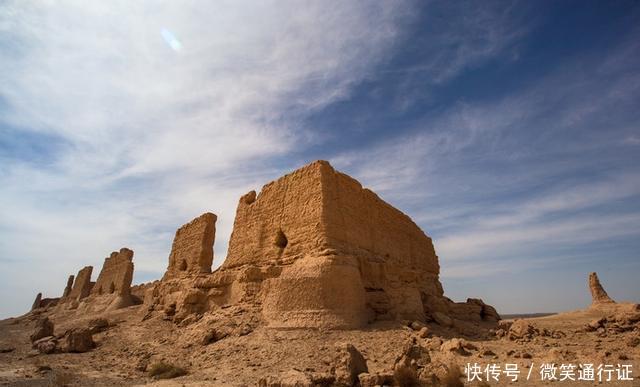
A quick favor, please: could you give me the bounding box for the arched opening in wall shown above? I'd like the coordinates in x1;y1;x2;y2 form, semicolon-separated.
109;282;115;294
179;259;187;271
274;229;288;249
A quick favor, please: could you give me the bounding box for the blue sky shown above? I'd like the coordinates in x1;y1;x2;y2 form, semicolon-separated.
1;1;639;318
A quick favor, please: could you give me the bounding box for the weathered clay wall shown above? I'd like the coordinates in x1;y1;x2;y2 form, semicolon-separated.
164;213;216;278
62;275;75;298
321;166;440;275
91;248;134;296
319;163;443;320
67;266;93;300
223;163;326;269
221;161;446;324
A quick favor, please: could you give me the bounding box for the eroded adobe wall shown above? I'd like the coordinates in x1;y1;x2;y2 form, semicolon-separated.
221;160;447;324
62;275;75;298
222;162;327;269
91;248;134;296
164;212;216;278
67;266;93;300
320;165;440;276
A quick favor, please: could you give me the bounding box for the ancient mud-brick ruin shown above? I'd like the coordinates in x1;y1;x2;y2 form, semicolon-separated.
67;266;94;301
164;212;217;278
30;247;139;313
146;160;499;329
92;248;134;296
29;160;498;328
31;293;42;311
62;275;74;298
589;272;615;305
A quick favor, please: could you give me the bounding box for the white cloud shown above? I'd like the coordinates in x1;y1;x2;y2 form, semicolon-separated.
0;0;413;317
331;38;640;279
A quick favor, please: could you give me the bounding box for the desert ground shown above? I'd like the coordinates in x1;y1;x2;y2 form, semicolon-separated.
0;300;639;386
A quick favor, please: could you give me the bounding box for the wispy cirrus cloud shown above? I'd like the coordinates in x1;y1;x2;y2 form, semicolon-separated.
332;30;640;283
1;1;638;318
0;0;414;318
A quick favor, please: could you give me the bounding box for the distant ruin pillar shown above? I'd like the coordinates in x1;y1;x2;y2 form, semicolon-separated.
589;272;614;304
31;292;42;311
68;266;94;301
62;275;75;298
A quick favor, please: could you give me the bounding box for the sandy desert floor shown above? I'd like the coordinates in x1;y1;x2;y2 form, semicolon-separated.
0;302;638;386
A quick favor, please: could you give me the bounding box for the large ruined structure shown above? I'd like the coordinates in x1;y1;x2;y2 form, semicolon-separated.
146;161;499;329
31;160;497;328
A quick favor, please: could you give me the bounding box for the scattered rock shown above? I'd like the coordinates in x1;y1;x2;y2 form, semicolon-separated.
424;337;443;351
508;320;538;341
88;318;109;334
440;338;471;356
417;326;430;338
36;365;52;373
62;328;94;353
358;372;395;387
393;339;431;387
585;318;605;332
202;328;230;345
498;320;513;331
33;337;57;354
30;317;54;343
410;320;425;331
148;361;187;380
259;370;313;387
480;349;496;357
309;372;335;386
334;343;368;386
0;346;15;353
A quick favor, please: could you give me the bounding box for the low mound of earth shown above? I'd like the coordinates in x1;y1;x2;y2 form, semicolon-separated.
0;301;638;386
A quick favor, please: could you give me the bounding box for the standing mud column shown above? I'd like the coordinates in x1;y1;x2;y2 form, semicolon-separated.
31;293;42;311
589;272;614;304
68;266;94;301
62;275;75;298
